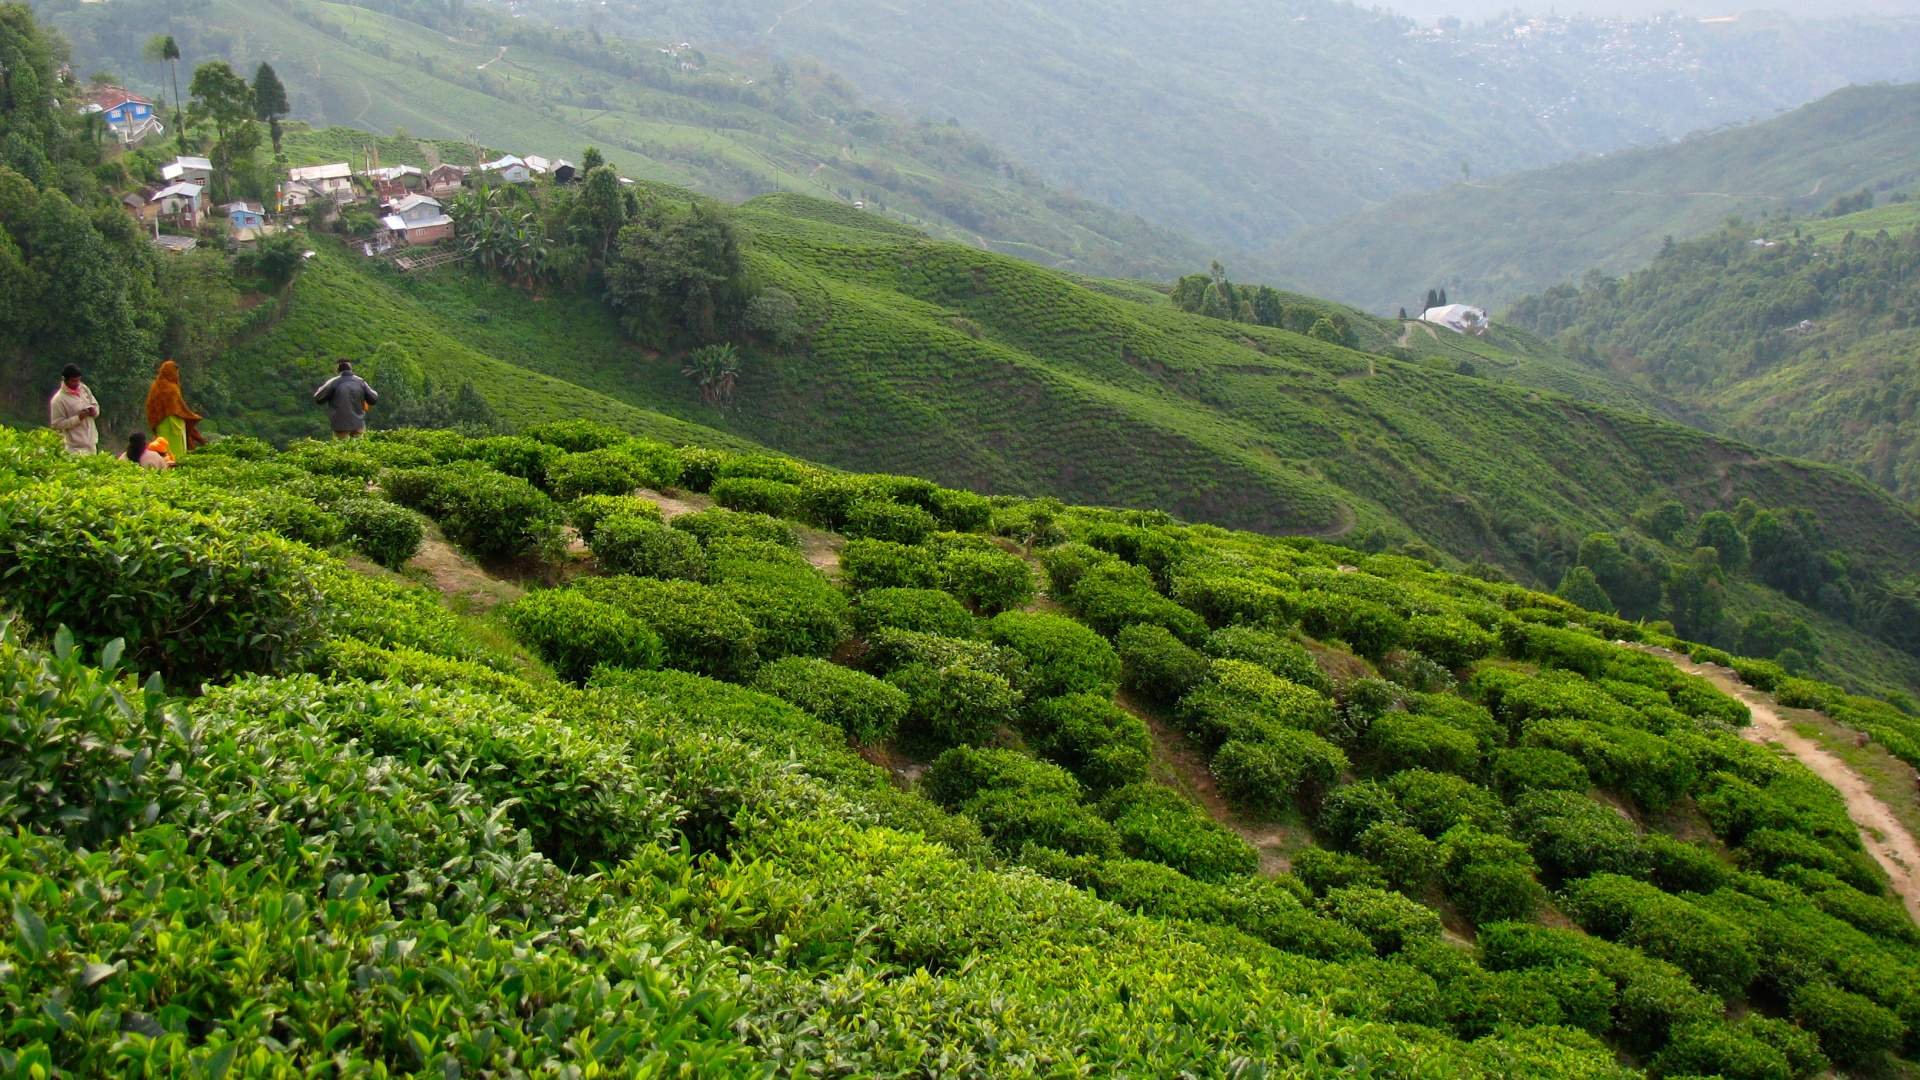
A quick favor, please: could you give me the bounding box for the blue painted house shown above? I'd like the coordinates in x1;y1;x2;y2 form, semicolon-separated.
86;88;164;145
224;201;269;238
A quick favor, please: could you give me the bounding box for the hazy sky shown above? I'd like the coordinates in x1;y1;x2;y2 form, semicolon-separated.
1385;0;1920;17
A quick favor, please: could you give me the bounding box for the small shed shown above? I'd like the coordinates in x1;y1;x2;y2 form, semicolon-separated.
479;155;531;184
151;182;204;227
381;193;454;246
224;201;270;240
287;162;356;201
426;163;468;196
161;155;214;186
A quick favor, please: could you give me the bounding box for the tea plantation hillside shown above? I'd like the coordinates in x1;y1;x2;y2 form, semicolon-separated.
5;422;1920;1074
40;0;1209;281
1282;84;1920;315
180;188;1920;695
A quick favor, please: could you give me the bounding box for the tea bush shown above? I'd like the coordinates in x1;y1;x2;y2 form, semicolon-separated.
0;484;326;684
1318;781;1404;850
853;587;978;638
986;611;1121;699
1116;623;1212;704
574;576;760;679
1212;729;1347;812
671;506;799;548
753;656;910;745
844;499;938;544
1025;693;1152;792
1367;712;1481;775
524;417;627;452
1790;981;1905;1066
710;551;851;658
886;661;1020;748
381;462;562;561
1390;770;1507;837
501;589;662;682
1173;574;1296;629
1492;746;1591;797
590;512;709;580
463;434;560;485
339;495;425;568
1203;625;1333;695
940;546;1036;613
841;538;942;591
1320;886;1443;956
1179;659;1336;746
568;492;663;543
1099;782;1259;881
548;447;648;501
711;476;803;518
924;747;1118;857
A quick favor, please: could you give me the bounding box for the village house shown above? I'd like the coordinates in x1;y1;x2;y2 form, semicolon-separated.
426;163;468;197
381;193;454;246
121;187;162;225
224;201;270;241
151;181;204;228
285;162;356;203
83;87;164;145
478;154;532;184
161;155;213;187
363;165;422;202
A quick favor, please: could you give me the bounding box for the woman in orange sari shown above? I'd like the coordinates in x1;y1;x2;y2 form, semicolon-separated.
145;360;207;455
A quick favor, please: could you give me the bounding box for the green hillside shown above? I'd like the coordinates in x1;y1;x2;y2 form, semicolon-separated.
35;0;1210;280
6;420;1920;1074
526;0;1920;260
1508;207;1920;505
1282;84;1920;315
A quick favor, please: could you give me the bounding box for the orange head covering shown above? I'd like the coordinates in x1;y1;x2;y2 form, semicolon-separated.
145;360;203;431
146;436;170;457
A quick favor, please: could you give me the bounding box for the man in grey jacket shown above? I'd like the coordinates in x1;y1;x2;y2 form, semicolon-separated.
313;360;379;438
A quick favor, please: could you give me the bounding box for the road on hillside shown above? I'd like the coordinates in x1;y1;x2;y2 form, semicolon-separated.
1638;646;1920;923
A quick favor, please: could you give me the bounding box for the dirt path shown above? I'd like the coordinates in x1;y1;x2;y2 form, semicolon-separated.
636;488;841;575
1116;690;1296;876
636;488;712;520
407;529;523;614
1636;646;1920;923
476;45;507;71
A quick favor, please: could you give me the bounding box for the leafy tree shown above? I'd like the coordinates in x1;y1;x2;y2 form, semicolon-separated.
1746;508;1829;601
1662;552;1726;642
251;62;289;155
188;61;261;202
1554;566;1613;613
605;200;746;343
1576;532;1661;619
1252;286;1285;327
1307;316;1342;344
1199;282;1232;320
1424;289;1438;310
1170;273;1209;313
1634;497;1688;544
569;164;628;267
1693;511;1748;571
1738;611;1818;662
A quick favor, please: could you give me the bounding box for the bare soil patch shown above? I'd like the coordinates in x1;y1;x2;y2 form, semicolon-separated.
406;529;524;614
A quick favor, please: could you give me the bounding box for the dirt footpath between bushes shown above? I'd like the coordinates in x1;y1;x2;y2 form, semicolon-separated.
1635;645;1920;923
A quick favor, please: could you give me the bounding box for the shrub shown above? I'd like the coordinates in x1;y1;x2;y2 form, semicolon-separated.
924;747;1117;858
710;476;802;518
1211;729;1347;813
1650;1021;1797;1080
568;493;662;543
1027;694;1152;792
1439;827;1543;924
1178;659;1336;746
1491;747;1590;798
1070;565;1210;644
854;587;978;638
0;484;329;685
864;628;1029;684
590;513;709;580
613;439;685;489
464;435;560;486
1318;781;1402;850
1387;770;1506;838
927;487;993;532
1173;574;1295;629
1404;613;1498;670
501;590;661;683
1561;874;1757;998
940;546;1035;614
525;418;627;452
986;612;1120;699
840;538;941;591
1319;886;1443;955
753;657;910;745
886;662;1019;749
1203;625;1332;695
1522;719;1697;812
1292;848;1387;896
548;448;646;502
671;507;798;548
1038;542;1109;596
711;555;851;660
1357;821;1439;893
340;496;425;568
1512;790;1649;883
1115;623;1211;704
1644;834;1729;894
844;499;938;545
1099;783;1259;881
574;576;760;680
1296;591;1406;659
675;446;730;491
1790;981;1904;1066
1367;712;1480;775
382;463;562;562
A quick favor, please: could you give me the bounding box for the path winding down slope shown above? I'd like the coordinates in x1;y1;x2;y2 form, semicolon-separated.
1638;645;1920;923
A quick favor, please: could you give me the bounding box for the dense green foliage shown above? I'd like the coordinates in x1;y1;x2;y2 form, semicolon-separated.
4;420;1920;1073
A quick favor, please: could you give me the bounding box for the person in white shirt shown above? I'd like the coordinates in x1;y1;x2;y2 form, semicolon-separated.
48;364;100;454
